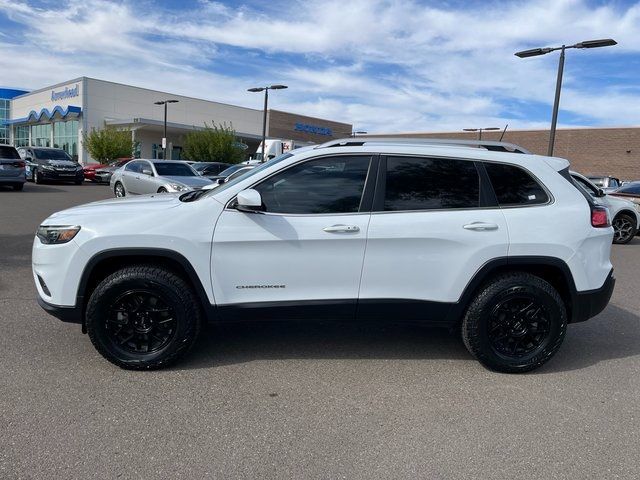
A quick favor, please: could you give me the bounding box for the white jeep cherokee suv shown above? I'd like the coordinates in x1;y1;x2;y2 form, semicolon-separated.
33;138;615;373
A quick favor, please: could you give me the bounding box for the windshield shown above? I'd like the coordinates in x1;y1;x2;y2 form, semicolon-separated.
34;149;72;161
153;162;196;177
209;152;295;196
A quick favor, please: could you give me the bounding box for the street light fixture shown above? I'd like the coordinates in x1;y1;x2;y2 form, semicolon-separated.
154;99;179;159
247;84;288;162
463;127;500;140
515;38;617;156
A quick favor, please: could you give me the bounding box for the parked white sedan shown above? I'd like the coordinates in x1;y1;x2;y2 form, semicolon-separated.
110;160;214;197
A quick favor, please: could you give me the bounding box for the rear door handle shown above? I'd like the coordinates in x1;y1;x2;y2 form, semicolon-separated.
463;222;499;231
323;224;360;233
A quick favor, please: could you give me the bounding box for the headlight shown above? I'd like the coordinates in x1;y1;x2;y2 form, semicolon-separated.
41;165;55;171
36;225;81;244
168;183;188;192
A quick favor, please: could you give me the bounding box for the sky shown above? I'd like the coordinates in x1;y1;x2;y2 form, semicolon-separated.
0;0;639;133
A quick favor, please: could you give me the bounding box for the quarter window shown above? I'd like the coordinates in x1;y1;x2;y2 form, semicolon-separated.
384;156;480;211
484;162;549;206
254;156;371;214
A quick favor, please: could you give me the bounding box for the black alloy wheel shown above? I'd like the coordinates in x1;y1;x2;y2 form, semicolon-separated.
106;290;177;354
462;272;566;373
86;265;202;369
612;214;636;244
34;169;42;184
487;293;551;358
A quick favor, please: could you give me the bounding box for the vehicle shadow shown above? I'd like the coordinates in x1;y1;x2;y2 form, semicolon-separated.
179;304;640;373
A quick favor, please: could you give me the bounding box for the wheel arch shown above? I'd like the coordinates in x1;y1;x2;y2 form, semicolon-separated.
613;209;638;225
77;248;214;331
450;256;578;324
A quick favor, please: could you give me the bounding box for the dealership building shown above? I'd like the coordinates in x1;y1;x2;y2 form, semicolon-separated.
1;77;353;164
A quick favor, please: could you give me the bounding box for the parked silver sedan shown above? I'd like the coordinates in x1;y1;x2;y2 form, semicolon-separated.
110;160;214;197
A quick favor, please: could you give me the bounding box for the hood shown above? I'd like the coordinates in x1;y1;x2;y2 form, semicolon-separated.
162;175;214;187
44;193;182;223
45;159;78;167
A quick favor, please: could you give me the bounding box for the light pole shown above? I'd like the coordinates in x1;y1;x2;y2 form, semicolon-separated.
247;84;288;162
351;130;368;137
154;99;179;159
515;38;617;156
463;127;500;140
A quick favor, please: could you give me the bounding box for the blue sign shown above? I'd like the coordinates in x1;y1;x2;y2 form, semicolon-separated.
294;122;332;136
51;84;79;102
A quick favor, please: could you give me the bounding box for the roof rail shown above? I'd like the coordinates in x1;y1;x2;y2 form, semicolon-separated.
315;137;531;154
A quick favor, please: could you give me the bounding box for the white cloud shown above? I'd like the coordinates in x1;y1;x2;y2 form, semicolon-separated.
1;0;639;132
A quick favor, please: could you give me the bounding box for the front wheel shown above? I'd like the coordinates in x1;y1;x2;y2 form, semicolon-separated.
462;272;567;373
86;266;202;370
114;182;125;197
34;169;43;184
612;213;636;244
13;183;24;191
157;187;167;193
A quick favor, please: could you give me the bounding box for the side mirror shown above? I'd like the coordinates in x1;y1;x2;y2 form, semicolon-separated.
236;188;264;213
597;188;606;197
141;168;153;176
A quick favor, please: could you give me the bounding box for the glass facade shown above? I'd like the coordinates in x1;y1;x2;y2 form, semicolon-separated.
31;124;52;147
0;99;9;144
14;126;29;147
53;120;79;160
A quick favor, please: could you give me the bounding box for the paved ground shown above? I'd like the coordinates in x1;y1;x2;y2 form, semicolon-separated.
1;181;640;479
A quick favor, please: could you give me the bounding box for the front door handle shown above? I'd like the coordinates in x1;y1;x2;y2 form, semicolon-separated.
323;224;360;233
463;222;499;231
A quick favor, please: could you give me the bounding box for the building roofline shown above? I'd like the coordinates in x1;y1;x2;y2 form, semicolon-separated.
11;77;85;100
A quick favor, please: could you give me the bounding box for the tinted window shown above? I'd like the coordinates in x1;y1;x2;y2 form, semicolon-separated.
0;146;20;159
153;162;196;177
384;156;479;211
34;149;72;161
617;183;640;194
485;162;549;206
219;164;248;177
255;156;370;214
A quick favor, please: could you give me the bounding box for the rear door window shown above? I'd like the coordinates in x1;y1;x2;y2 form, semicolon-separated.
484;162;549;206
0;146;21;160
383;156;480;211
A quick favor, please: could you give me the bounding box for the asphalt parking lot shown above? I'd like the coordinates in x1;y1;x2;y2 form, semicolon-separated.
2;181;640;479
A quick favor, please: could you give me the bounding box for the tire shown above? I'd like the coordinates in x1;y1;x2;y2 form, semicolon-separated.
114;182;125;197
13;183;24;191
74;179;83;185
157;187;167;193
462;272;567;373
86;265;202;370
34;169;43;184
612;213;636;244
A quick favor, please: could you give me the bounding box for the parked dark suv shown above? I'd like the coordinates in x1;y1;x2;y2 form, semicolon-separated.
0;145;26;191
18;147;84;185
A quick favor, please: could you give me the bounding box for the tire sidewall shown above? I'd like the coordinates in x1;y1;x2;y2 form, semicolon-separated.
87;274;195;368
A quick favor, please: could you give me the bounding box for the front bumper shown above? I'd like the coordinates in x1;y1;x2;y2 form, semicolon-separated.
39;168;84;182
37;295;82;324
572;269;615;323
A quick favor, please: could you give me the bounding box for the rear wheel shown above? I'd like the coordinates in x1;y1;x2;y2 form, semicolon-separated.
114;182;125;197
612;213;636;244
12;183;24;191
462;272;567;373
86;265;202;370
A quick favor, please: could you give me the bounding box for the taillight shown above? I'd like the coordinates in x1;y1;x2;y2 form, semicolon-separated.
591;206;610;228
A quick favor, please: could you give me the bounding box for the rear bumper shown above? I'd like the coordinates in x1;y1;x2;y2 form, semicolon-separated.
37;295;82;324
572;269;615;323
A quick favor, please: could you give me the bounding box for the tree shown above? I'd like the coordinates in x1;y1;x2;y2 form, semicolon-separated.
84;128;136;164
182;122;245;164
